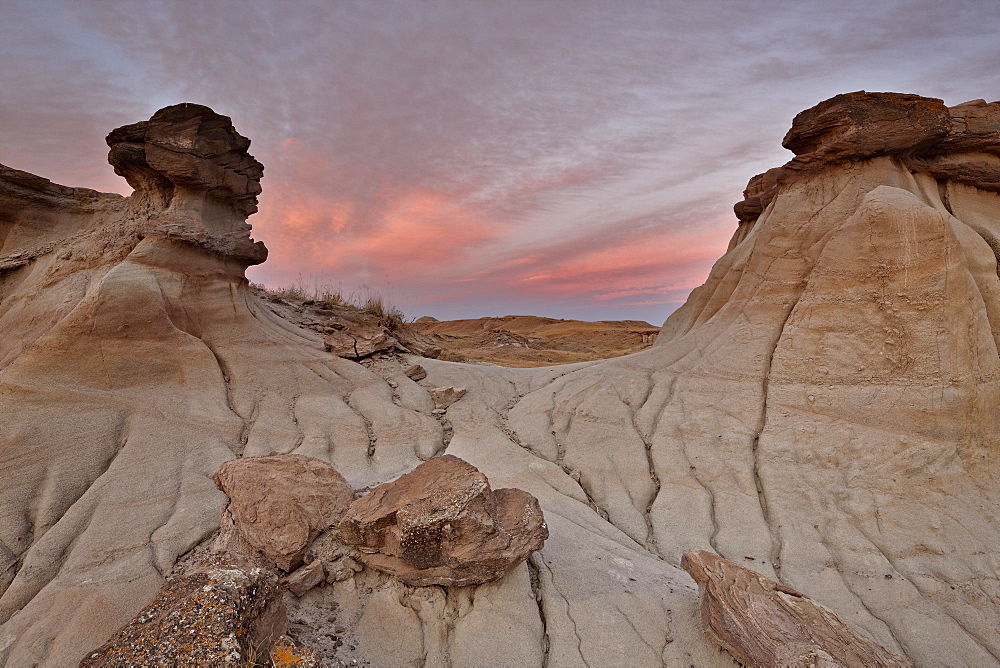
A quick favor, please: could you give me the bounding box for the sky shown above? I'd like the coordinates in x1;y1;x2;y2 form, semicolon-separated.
2;1;999;323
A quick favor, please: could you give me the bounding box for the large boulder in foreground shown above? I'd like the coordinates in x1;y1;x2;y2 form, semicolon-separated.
80;559;286;667
213;454;356;571
681;551;912;667
339;455;547;586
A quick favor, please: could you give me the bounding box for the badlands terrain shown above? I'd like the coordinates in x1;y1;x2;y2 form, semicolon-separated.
409;315;660;367
1;91;1000;666
248;289;659;368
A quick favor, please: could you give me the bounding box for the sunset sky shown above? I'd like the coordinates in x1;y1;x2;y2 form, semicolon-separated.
2;1;999;322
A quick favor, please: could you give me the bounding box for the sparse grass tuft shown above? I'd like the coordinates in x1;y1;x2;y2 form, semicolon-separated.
276;284;309;301
361;294;406;329
315;288;346;308
255;277;407;329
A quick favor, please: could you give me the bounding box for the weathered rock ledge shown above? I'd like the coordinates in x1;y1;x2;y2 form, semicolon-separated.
734;92;1000;230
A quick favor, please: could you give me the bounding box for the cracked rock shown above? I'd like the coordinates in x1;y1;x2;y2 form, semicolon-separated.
339;455;547;586
323;322;397;359
404;364;427;381
283;559;326;597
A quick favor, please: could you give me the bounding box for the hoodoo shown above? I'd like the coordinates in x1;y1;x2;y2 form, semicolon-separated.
1;93;999;665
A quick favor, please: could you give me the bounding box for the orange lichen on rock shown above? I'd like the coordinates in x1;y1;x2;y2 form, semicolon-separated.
269;635;322;666
79;560;286;667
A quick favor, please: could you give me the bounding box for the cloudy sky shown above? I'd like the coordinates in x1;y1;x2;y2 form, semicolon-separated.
2;0;999;322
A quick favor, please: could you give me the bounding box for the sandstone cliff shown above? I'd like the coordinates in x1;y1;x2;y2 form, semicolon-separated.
1;93;999;666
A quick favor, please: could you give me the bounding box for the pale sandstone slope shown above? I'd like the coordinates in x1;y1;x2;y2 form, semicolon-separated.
1;93;999;666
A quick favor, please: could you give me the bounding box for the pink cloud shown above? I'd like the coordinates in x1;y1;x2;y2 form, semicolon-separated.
248;141;504;291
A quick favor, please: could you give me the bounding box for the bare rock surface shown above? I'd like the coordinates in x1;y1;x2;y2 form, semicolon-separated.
339;455;548;586
3;94;1000;666
213;454;356;571
681;550;912;667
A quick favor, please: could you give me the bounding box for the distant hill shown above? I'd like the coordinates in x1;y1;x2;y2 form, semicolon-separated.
410;314;659;367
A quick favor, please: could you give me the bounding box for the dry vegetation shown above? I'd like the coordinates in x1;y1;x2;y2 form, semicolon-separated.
250;282;659;366
252;281;406;330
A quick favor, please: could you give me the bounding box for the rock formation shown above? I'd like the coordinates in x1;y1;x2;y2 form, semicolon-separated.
2;93;1000;665
681;550;912;667
339;455;547;586
254;286;442;360
82;454;355;665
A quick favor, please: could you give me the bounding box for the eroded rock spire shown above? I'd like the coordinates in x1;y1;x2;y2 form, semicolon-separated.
106;103;267;265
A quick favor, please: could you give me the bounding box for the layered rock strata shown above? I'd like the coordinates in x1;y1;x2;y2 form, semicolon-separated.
2;93;1000;665
733;91;1000;244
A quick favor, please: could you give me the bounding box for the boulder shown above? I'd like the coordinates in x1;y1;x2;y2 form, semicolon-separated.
80;560;286;667
339;455;547;586
393;326;443;358
430;386;466;409
213;454;356;571
404;364;427;381
681;551;912;667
